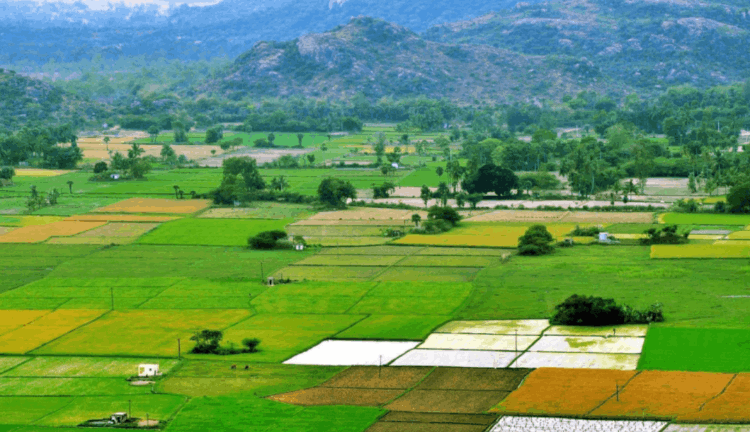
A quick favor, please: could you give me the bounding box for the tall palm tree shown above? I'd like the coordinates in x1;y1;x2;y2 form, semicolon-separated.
67;181;73;194
173;185;180;199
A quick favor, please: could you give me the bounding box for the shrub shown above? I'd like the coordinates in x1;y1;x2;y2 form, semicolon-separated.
93;161;108;174
551;295;665;326
242;338;261;353
640;225;688;245
518;224;555;256
190;329;223;354
569;225;601;237
714;201;727;213
427;206;461;226
248;230;288;250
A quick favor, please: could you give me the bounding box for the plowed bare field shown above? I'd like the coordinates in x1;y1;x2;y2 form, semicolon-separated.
414;368;532;391
386;390;509;413
366;422;487;432
268;387;403;406
321;366;431;389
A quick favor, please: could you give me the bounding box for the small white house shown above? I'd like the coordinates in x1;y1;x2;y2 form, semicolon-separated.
110;173;120;180
598;232;610;242
391;163;399;169
110;412;128;424
138;364;160;377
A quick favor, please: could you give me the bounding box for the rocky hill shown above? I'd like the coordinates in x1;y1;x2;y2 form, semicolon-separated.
0;69;101;129
200;17;610;103
424;0;750;92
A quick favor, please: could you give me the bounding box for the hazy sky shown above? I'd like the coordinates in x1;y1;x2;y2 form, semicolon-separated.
17;0;221;10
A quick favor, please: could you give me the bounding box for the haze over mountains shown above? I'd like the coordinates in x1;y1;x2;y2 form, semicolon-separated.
2;0;750;104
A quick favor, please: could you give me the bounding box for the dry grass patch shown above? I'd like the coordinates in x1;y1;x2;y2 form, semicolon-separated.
94;198;211;214
0;221;106;243
651;244;750;258
14;168;73;177
397;256;497;268
512;352;640;370
465;210;566;223
269;387;403;406
78;140;225;160
308;208;428;221
561;212;654;224
294;255;404;267
415;368;531;391
436;320;550;336
65;214;177;223
0;310;107;354
303;237;393;246
387;390;509;414
321;366;431;389
395;223;583;248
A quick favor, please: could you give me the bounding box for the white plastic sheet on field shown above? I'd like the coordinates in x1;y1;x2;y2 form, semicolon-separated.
512;352;640;370
419;333;538;351
390;349;517;368
529;336;645;354
490;416;668;432
283;340;418;366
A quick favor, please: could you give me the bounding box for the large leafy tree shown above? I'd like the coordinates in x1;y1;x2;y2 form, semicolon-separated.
462;163;519;198
727;182;750;213
317;178;357;208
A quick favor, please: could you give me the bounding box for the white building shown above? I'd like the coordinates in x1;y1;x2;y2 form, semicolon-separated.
138;364;160;377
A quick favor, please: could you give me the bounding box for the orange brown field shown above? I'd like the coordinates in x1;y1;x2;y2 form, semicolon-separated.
268;387;404;407
94;198;212;214
65;215;178;223
677;374;750;422
491;368;637;416
0;221;106;243
76;138;226;161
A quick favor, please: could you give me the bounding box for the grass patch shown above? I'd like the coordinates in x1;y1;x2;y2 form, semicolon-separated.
395;222;583;248
335;315;449;340
37;395;185;426
4;357;180;377
651;244;750;258
138;218;292;246
639;327;750;372
660;213;750;226
375;267;482;282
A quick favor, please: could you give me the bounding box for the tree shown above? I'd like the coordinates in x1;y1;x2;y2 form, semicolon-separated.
130;159;151;179
270;176;289;191
386;147;402;165
67;181;73;194
446;160;465;193
435;166;444;178
455;193;466;209
306;154;315;166
296;133;304;147
173;124;188;144
103;136;110;151
373;132;387;165
205;126;223;144
420;185;431;208
518;224;555;256
688;172;698;194
317;178;357;208
267;133;276;146
0;167;15;182
222;157;266;192
190;330;223;354
462;164;519;198
467;193;483;210
93;162;108;174
411;214;422;227
242;338;261;353
173;185;180;199
248;230;287;250
632;139;655;194
160;144;176;162
147;125;160;143
321;143;328;153
373;182;396;199
727;182;750;213
427;206;461;226
127;143;145;160
436;182;450;207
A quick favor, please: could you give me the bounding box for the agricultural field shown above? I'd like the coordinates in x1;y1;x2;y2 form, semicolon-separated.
394;222;586;247
138;218;293;246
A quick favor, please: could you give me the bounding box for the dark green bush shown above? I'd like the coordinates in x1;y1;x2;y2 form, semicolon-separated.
518;224;555;256
551;295;665;326
640;225;688;245
93;161;108;174
569;225;602;237
427;206;461;226
248;230;288;250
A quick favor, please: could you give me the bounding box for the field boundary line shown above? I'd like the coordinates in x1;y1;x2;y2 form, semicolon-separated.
381;366;436;404
342;282;381;315
506;324;551;368
330;314;372;338
25;310;113;355
696;373;738;413
0;356;34;375
28;395;79;426
585;370;643;416
366;247;425;281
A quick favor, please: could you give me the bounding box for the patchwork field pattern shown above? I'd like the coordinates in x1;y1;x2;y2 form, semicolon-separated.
138;218;292;246
0;221;106;243
466;210;654;224
490;417;668;432
638;328;750;373
0;310;106;354
47;222;160;245
284;341;419;366
393;320;646;370
94;198;212;214
275;245;500;282
198;203;313;220
394;223;587;248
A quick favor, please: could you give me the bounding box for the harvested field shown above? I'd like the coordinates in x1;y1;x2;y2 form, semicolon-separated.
94;198;211;214
66;222;159;238
436;320;549;336
390;350;517;368
492;368;637;416
0;216;65;227
679;374;750;422
77;140;225;161
545;325;647;337
465;210;566;223
288;225;393;237
651;244;750;258
318;246;422;255
665;426;750;432
386;389;509;413
415;368;531;391
321;366;430;389
197;204;313;220
394;223;583;248
284;340;419;366
512;352;640;370
529;336;644;354
65;214;177;223
562;212;654;224
419;334;537;351
14;168;73;177
269;387;403;407
490;417;668;432
0;221;106;243
0;227;15;235
592;370;734;419
690;235;728;240
308;208;428;221
305;237;393;246
379;412;498;426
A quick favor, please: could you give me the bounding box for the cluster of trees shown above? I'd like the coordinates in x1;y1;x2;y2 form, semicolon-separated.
190;329;260;355
0;125;82;169
105;143;152;179
551;295;664;326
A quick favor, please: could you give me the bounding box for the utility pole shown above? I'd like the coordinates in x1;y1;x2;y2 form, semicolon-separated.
128;400;132;419
110;287;114;310
177;339;181;359
260;262;265;283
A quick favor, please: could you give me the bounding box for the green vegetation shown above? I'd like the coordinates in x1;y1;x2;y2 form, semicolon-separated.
660;213;750;226
639;328;750;373
139;219;292;246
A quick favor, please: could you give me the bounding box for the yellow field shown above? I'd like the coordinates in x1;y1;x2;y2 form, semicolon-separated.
47;222;160;245
308;208;428;221
713;240;750;246
358;145;417;154
651;244;750;259
466;210;567;223
0;310;107;354
14;169;74;177
94;198;212;214
727;231;750;240
76;139;225;161
0;227;16;235
0;221;106;243
570;236;597;244
613;234;648;240
0;216;66;227
466;210;653;224
65;215;178;223
0;310;50;335
561;212;654;224
394;223;583;248
690;234;727;240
